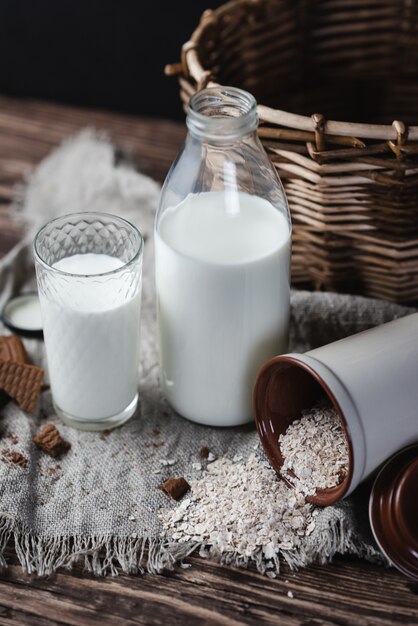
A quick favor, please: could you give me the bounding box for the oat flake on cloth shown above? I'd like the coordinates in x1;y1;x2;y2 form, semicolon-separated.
0;130;413;576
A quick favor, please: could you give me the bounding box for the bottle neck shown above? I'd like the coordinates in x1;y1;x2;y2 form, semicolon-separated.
186;86;258;143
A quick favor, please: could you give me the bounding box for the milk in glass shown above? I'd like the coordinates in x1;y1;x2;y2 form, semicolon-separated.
34;212;143;431
39;254;141;421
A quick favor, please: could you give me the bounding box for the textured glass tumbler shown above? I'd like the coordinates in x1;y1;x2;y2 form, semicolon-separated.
34;213;143;431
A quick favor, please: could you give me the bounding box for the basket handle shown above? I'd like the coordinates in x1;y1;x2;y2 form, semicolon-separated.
312;113;326;152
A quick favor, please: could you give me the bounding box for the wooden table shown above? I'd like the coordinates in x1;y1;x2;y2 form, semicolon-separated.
0;95;416;626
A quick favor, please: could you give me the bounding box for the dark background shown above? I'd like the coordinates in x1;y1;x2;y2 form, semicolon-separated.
0;1;223;119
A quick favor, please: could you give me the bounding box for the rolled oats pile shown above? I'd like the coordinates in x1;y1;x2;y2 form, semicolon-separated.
160;453;317;574
279;403;349;497
161;402;349;573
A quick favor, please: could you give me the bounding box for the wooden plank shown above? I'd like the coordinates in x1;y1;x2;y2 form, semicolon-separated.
0;95;185;192
0;551;417;626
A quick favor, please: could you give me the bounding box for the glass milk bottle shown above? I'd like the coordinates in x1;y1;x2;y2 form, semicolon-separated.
155;86;291;426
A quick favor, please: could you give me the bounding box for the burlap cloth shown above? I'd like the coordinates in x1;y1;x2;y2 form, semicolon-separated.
0;131;414;576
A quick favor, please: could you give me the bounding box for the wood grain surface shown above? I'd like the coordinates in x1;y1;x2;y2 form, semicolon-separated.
0;95;416;626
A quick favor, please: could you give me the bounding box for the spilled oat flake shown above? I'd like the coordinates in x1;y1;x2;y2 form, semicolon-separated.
160;454;317;574
160;403;349;574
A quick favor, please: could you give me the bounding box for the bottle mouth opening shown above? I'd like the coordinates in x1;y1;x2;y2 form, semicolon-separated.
187;86;258;140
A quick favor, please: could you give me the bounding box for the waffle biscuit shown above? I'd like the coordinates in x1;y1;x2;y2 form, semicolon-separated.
0;360;44;413
0;335;28;364
33;423;70;457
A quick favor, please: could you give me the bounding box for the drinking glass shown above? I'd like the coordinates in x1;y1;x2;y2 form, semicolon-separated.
34;212;143;431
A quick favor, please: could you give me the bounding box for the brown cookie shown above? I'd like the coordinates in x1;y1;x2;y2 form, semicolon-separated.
158;477;190;501
0;335;28;364
33;423;70;458
0;360;44;413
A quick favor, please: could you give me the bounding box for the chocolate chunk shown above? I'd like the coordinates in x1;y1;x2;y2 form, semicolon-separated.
158;477;190;501
0;360;44;412
0;335;28;364
1;449;28;468
33;423;70;458
199;446;209;459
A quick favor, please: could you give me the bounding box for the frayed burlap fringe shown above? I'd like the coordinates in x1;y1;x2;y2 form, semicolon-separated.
0;514;198;577
198;508;386;576
0;512;386;578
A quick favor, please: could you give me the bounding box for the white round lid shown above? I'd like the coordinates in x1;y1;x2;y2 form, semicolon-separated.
1;292;43;338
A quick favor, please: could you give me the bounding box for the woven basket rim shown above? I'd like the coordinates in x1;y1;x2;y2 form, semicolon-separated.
176;0;418;142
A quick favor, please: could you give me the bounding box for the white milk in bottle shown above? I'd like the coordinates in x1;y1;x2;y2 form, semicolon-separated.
155;191;291;426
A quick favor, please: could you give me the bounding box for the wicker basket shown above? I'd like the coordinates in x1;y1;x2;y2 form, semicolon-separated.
166;0;418;303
